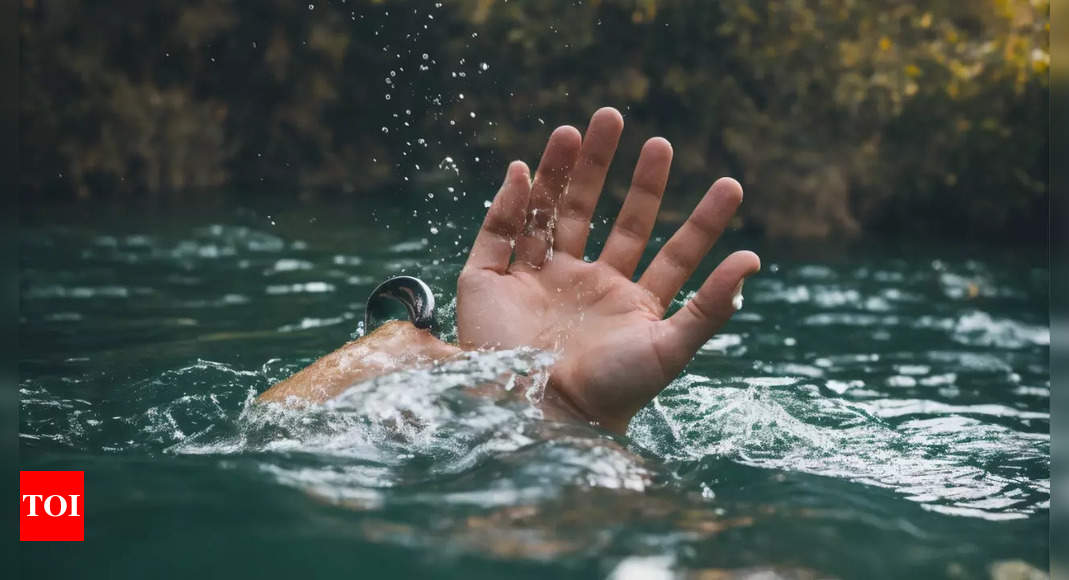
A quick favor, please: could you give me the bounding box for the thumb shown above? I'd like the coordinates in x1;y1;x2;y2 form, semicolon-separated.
657;250;760;373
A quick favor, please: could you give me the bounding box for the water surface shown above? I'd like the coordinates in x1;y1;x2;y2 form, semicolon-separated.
19;200;1049;579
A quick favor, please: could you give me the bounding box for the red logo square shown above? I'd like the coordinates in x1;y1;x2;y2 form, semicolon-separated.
20;471;84;541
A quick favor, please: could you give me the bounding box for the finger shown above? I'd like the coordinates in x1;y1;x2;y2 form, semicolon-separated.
464;161;532;273
597;137;673;277
657;250;761;372
553;107;624;258
513;125;582;267
638;177;743;306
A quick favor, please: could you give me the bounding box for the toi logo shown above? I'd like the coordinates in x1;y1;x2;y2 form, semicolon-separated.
20;471;84;541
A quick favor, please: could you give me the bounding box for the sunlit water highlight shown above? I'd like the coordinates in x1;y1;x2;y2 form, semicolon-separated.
20;211;1048;579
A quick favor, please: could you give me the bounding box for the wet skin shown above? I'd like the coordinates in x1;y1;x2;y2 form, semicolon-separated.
261;107;760;434
258;320;461;404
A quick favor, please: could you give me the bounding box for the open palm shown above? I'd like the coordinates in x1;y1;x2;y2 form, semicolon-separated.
457;108;760;433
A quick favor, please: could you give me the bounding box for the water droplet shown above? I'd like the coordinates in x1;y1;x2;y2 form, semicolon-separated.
483;200;493;208
480;62;489;71
438;156;459;176
307;3;314;10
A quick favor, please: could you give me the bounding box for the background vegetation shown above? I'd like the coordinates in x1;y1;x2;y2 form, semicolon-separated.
20;0;1049;240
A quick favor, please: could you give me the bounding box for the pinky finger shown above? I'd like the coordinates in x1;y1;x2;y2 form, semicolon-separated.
464;161;532;274
657;251;761;372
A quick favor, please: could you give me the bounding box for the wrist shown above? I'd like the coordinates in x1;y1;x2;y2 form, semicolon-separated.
544;377;630;435
368;320;462;361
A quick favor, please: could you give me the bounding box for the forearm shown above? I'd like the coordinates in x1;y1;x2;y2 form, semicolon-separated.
258;320;462;404
256;320;626;434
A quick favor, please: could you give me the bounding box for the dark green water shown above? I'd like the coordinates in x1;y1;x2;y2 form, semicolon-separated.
19;200;1049;579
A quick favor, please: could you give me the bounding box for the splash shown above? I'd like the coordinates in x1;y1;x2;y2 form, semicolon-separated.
633;371;1049;521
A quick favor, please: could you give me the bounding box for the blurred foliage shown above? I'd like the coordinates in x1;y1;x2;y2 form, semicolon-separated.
20;0;1048;239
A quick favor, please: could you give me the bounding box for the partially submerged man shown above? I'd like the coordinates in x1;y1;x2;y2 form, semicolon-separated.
259;107;760;435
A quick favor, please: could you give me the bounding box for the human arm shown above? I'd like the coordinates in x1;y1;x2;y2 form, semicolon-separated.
456;107;760;434
257;320;461;404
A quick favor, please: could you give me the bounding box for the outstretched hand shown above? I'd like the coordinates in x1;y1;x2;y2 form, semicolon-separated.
457;108;760;433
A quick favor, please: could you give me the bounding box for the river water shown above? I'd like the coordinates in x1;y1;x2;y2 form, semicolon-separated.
19;200;1049;579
